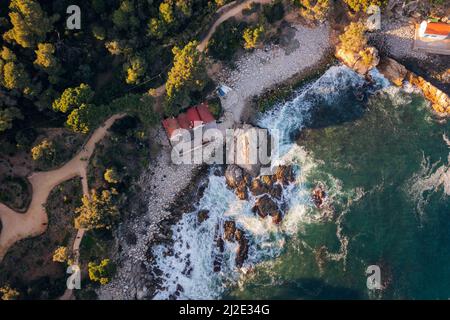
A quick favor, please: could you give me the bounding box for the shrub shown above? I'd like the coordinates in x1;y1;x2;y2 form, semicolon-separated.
263;0;285;23
88;259;115;285
343;0;386;12
243;25;265;50
0;285;19;300
74;189;119;230
31;138;55;162
339;21;367;53
52;246;69;263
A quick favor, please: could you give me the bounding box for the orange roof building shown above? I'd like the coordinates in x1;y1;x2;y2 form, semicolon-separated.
419;21;450;40
162;102;217;141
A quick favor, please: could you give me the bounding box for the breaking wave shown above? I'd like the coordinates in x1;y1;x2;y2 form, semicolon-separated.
151;65;389;299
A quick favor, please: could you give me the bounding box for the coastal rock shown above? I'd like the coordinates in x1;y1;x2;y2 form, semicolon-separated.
407;72;450;114
252;194;281;221
275;165;295;185
378;57;450;115
377;57;408;86
197;209;209;223
213;236;224;272
225;165;250;200
225;165;244;189
250;178;270;196
335;46;379;75
229;124;268;176
223;220;236;242
269;183;283;200
234;229;249;268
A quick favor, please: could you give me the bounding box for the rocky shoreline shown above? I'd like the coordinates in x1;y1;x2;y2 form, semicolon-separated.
98;13;449;300
97;128;209;300
97;22;334;300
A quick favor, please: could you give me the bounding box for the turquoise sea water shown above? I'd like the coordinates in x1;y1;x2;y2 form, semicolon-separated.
152;66;449;300
226;68;450;300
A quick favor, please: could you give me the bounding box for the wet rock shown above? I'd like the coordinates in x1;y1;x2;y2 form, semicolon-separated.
225;165;249;200
269;183;283;200
271;211;282;224
234;229;249;268
275;165;295;185
312;186;326;208
335;46;379;75
197;209;209;223
377;57;407;86
225;165;244;189
235;183;248;200
250;178;270;196
252;194;281;220
223;220;236;242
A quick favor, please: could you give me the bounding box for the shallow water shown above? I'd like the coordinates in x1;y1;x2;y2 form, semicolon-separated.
152;65;450;300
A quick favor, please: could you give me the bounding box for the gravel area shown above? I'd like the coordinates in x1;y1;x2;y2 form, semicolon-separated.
97;129;198;300
369;19;429;61
216;23;332;123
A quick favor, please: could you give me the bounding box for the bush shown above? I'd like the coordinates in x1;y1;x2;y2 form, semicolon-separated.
339;22;367;53
343;0;386;12
208;19;247;61
74;189;119;230
207;98;222;118
88;259;115;285
263;1;285;23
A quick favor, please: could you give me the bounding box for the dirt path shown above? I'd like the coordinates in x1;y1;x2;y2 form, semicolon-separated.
197;0;273;52
0;113;126;262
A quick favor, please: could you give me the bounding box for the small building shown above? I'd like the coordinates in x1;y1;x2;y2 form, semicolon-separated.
418;21;450;40
414;21;450;55
161;102;217;144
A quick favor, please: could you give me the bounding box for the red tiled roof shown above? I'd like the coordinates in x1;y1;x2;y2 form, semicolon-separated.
425;22;450;36
186;107;202;128
162;103;217;140
196;103;215;123
177;113;190;129
161;118;179;139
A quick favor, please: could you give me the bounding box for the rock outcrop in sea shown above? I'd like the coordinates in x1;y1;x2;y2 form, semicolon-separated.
335;45;380;75
225;164;295;226
378;57;450;115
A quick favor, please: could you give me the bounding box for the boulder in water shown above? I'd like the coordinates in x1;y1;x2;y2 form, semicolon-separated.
377;57;407;86
253;194;282;220
275;165;295;185
312;186;326;208
223;220;236;242
225;165;250;200
234;229;249;268
225;165;244;189
197;209;209;223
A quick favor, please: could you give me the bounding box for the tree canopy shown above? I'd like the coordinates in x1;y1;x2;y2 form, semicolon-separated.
88;259;115;285
3;0;52;49
74;189;119;230
52;84;94;113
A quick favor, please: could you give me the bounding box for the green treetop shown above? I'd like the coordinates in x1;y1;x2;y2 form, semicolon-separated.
3;0;52;49
52;84;94;113
74;189;119;230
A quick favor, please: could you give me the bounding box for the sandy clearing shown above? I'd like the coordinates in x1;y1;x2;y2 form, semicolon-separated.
0;113;126;262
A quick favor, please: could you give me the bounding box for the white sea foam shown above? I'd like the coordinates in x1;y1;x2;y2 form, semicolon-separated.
151;65;376;299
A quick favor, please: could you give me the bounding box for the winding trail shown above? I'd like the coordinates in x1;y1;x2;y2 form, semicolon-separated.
0;0;277;273
197;0;273;52
0;114;126;262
